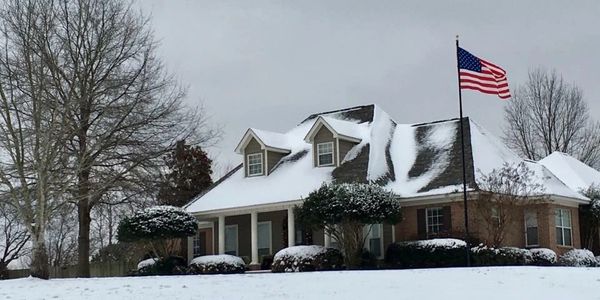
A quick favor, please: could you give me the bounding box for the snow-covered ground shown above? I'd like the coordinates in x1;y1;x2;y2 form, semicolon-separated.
1;267;599;300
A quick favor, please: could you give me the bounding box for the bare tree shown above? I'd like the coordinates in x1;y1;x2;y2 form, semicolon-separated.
475;163;546;247
0;200;30;279
13;0;220;277
504;68;600;167
45;205;78;267
0;0;72;279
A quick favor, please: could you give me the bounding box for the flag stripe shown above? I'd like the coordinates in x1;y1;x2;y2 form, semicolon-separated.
458;47;510;99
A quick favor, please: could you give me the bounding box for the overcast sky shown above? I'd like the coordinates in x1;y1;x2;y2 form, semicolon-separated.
137;0;600;177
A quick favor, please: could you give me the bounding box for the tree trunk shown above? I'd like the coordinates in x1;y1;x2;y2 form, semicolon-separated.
77;170;92;277
0;262;8;280
30;236;49;279
77;198;91;277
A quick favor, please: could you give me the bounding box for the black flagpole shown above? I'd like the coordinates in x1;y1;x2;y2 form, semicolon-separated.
456;35;471;267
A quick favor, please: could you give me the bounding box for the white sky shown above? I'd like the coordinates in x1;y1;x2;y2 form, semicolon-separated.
136;0;600;177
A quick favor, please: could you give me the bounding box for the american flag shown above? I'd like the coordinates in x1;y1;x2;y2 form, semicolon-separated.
458;47;510;99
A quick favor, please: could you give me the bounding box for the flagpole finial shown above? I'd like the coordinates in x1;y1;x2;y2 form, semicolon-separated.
456;35;459;40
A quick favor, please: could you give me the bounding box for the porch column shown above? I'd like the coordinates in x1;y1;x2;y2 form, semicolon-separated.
324;231;331;248
250;211;259;265
391;224;396;243
287;207;295;247
218;216;225;254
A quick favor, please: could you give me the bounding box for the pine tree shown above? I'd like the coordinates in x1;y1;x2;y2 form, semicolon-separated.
158;140;213;207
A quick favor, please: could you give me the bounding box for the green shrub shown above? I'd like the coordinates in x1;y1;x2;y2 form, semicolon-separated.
471;245;529;266
528;248;557;266
136;256;187;276
188;255;246;274
558;249;598;267
385;239;467;269
271;245;344;273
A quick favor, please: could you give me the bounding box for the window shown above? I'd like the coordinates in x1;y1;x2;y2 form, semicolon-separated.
257;221;272;257
364;224;383;258
426;207;443;235
192;230;208;258
525;210;538;247
224;225;238;255
555;209;572;246
247;153;263;176
317;142;334;166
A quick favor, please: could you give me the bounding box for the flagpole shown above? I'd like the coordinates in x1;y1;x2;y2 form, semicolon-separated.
456;35;471;267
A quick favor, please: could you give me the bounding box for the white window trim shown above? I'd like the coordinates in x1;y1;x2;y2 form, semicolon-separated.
257;221;272;255
524;210;539;247
425;207;443;236
317;141;335;167
555;208;572;247
364;224;384;259
246;153;264;177
224;224;239;255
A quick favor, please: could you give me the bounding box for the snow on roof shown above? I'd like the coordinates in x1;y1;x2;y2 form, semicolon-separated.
250;128;292;151
186;105;589;214
539;152;600;194
320;116;368;141
470;121;584;200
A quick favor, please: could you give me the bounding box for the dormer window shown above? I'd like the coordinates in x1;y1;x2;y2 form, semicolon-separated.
317;142;334;166
247;153;264;176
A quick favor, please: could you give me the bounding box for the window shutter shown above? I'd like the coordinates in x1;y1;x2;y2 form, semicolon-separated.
417;209;426;239
442;206;452;234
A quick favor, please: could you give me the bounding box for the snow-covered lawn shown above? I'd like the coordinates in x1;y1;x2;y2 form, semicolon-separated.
1;267;599;300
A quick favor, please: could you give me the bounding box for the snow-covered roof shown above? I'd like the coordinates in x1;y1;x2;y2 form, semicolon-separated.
234;128;292;154
539;152;600;194
186;104;589;214
304;115;368;143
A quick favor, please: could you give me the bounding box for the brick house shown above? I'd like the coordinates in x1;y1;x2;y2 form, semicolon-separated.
184;104;597;267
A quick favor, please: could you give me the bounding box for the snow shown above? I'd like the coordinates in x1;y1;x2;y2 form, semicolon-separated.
1;267;599;299
366;106;395;181
190;254;245;267
320;116;369;141
559;249;598;267
470;121;585;200
530;248;557;263
137;258;158;270
539;151;600;194
250;128;292;151
186;105;589;215
273;245;327;261
413;238;466;249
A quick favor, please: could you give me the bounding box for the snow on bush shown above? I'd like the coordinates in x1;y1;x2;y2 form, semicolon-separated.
470;245;530;266
272;245;344;273
413;238;466;250
385;239;467;268
559;249;598;267
188;255;246;274
117;205;198;242
137;258;158;270
529;248;557;266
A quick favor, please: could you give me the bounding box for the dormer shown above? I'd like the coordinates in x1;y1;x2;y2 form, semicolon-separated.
235;128;291;177
304;116;363;167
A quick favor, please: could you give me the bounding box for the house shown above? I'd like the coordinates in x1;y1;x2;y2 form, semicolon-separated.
184;104;598;268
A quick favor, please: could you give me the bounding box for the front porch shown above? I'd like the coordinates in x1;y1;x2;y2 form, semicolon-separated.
187;204;395;268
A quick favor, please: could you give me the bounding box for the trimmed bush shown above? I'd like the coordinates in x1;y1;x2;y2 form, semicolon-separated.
385;238;467;269
260;255;274;270
471;245;529;266
558;249;598;267
188;255;246;274
118;206;197;242
136;256;187;276
271;245;344;273
528;248;557;266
